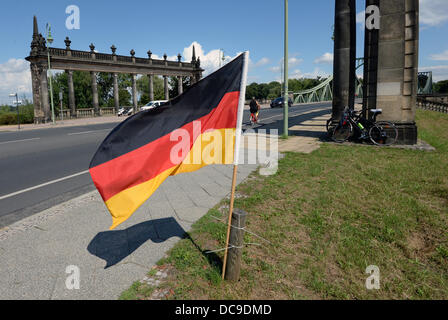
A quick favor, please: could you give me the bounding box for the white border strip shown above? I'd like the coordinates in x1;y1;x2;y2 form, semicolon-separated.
0;138;40;145
233;51;250;165
0;170;90;201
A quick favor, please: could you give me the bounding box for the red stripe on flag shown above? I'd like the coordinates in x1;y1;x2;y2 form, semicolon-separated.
90;91;239;202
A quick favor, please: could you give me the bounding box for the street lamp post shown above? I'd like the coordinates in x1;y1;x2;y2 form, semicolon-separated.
46;23;56;124
283;0;289;137
9;93;20;130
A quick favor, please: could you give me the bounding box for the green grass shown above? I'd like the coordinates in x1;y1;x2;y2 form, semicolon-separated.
121;109;448;300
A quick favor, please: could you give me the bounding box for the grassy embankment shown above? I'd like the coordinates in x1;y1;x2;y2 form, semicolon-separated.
121;109;448;300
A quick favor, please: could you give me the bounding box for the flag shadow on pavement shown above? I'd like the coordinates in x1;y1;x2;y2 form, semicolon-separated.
87;217;186;269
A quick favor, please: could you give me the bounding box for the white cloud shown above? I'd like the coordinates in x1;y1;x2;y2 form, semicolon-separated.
288;57;303;67
420;0;448;26
179;41;238;76
430;50;448;61
268;56;303;73
419;65;448;81
0;59;32;105
253;57;270;67
314;53;334;64
290;68;330;80
357;10;366;29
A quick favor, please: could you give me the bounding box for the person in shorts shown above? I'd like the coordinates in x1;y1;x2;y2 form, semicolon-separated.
249;97;260;124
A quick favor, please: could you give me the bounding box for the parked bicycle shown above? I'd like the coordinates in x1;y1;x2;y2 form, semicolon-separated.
327;108;399;146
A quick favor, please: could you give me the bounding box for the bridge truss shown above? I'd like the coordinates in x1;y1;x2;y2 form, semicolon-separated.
293;59;433;104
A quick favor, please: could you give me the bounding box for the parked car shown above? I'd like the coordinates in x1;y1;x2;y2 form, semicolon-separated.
270;97;293;108
141;100;168;111
118;107;133;117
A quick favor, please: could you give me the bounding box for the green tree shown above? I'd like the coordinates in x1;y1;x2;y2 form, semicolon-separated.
434;80;448;94
246;82;260;100
169;76;192;99
137;75;165;102
52;71;134;110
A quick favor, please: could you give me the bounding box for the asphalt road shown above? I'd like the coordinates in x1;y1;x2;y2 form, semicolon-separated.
0;102;331;227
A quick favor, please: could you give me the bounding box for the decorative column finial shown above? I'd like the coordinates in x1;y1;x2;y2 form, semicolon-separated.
64;37;71;50
33;16;39;37
130;49;135;57
111;45;117;55
89;43;95;53
192;45;196;62
147;50;152;59
177;53;182;62
163;53;167;61
31;16;43;55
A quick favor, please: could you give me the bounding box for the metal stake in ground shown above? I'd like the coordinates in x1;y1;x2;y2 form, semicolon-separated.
222;165;238;280
225;209;248;281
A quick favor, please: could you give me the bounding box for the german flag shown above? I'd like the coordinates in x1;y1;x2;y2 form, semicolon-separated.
89;53;248;230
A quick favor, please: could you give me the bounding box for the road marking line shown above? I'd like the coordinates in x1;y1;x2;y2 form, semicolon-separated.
0;170;90;201
0;138;41;145
68;129;111;136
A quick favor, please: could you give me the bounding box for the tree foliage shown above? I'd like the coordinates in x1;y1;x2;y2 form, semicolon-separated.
52;71;135;110
434;80;448;94
245;77;326;100
137;75;165;104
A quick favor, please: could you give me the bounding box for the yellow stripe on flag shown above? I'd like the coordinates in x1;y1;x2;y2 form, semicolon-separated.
105;128;235;230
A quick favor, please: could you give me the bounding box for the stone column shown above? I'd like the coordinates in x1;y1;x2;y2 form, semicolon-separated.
113;73;119;114
332;0;356;121
178;76;183;96
91;71;100;116
376;0;418;144
67;70;76;118
30;63;43;124
148;74;154;102
40;67;51;123
164;76;169;100
362;0;380;120
132;74;138;113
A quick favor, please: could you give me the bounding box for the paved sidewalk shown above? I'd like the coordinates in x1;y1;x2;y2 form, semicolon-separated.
0;154;257;300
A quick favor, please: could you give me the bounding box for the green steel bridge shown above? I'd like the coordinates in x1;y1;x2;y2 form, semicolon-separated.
293;59;434;104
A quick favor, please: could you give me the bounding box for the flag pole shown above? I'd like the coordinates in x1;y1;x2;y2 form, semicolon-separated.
222;51;249;280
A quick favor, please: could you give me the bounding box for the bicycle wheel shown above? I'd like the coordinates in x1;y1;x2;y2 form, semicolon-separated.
376;121;398;145
326;118;337;134
331;121;353;143
369;121;398;146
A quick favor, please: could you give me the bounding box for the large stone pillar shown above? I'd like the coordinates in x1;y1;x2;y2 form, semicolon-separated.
113;73;119;114
91;71;100;116
148;74;154;102
178;76;183;96
67;70;76;118
376;0;418;144
30;63;43;124
362;0;380;120
132;74;138;113
164;76;169;100
332;0;356;121
40;67;51;123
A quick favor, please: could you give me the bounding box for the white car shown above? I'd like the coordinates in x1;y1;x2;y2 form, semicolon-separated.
141;100;168;111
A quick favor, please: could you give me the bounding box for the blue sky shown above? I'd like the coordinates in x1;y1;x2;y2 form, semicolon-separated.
1;0;448;104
